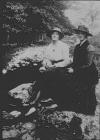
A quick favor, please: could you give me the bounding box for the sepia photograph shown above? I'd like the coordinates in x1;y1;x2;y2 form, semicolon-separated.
1;0;100;140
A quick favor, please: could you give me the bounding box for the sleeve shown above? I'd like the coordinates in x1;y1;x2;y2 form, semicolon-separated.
62;45;71;65
65;45;77;68
87;44;95;65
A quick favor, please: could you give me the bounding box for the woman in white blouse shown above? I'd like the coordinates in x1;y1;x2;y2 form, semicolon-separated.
40;27;71;71
39;27;73;110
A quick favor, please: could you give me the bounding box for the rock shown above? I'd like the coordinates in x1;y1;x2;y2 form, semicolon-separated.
45;104;58;110
40;98;58;110
22;122;36;131
2;130;11;139
9;83;33;103
8;81;40;105
2;129;19;139
2;111;15;120
9;111;21;117
25;107;36;116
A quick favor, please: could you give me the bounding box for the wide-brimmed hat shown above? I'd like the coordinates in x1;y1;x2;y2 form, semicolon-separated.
47;27;64;39
50;27;62;34
73;25;92;36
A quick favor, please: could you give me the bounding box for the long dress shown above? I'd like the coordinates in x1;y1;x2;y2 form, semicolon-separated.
38;41;74;110
68;40;99;115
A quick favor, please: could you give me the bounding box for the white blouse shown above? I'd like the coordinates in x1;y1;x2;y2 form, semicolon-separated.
43;41;70;68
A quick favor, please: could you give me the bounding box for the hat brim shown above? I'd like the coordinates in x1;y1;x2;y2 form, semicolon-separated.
73;29;92;36
50;30;63;35
47;30;64;39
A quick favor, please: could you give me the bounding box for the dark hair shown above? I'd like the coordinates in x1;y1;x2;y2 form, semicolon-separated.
47;31;64;40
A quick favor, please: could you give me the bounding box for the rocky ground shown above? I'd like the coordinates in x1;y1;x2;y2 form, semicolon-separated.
2;82;100;140
2;104;100;140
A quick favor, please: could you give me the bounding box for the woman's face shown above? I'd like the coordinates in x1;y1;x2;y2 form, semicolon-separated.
51;31;60;41
77;33;86;42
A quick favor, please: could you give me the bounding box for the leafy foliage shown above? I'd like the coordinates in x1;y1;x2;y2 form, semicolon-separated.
1;0;73;45
89;33;100;47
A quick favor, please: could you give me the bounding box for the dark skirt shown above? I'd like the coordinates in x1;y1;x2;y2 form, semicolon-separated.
72;63;98;115
39;64;98;115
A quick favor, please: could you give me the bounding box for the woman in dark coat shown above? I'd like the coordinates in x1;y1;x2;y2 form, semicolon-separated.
67;25;99;115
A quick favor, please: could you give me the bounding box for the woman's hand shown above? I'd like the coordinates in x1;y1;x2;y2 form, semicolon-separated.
45;64;56;72
67;67;74;73
39;66;46;73
42;59;52;68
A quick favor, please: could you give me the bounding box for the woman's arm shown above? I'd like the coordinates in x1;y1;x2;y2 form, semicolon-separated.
65;62;74;68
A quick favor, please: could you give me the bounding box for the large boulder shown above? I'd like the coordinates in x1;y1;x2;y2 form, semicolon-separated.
8;81;40;106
